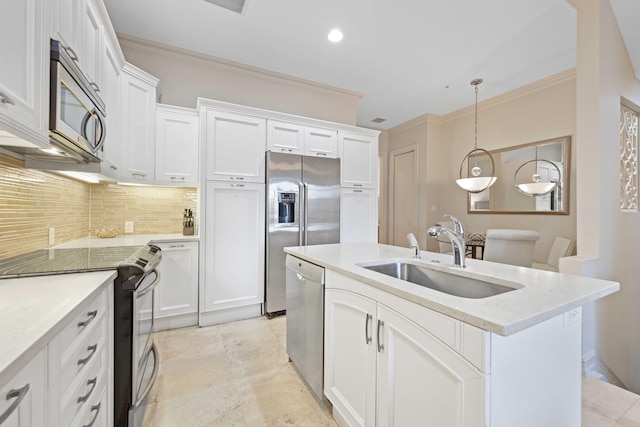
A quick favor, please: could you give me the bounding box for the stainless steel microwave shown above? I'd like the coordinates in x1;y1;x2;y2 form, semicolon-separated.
49;39;106;163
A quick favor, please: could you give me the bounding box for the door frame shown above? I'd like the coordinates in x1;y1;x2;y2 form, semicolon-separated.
388;144;419;246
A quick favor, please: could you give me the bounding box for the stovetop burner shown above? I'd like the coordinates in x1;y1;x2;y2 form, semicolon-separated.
0;246;143;279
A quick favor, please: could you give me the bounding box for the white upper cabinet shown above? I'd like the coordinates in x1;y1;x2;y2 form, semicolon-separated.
118;63;158;183
267;120;304;155
79;0;104;94
98;40;122;177
339;132;378;188
0;0;50;147
204;110;266;183
155;105;199;185
305;127;338;158
267;120;338;158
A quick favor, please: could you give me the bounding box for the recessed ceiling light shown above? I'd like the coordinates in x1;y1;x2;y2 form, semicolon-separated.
328;29;343;43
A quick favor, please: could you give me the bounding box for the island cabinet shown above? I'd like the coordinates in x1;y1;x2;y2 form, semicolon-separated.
324;270;582;427
153;240;199;330
0;350;46;427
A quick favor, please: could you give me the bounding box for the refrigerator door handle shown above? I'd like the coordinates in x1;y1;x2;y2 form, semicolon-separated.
303;182;309;245
298;181;305;246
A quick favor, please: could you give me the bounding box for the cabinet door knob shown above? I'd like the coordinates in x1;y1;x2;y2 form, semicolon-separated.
0;91;15;105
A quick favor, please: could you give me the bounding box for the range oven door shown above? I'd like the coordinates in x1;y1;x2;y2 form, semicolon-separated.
130;269;160;427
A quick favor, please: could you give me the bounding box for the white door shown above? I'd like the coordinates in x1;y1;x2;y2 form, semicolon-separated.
155;105;199;184
0;0;49;144
154;241;199;323
376;305;486;427
340;188;378;243
205;110;266;182
389;146;417;246
324;289;377;427
204;182;265;312
0;350;46;427
339;132;378;188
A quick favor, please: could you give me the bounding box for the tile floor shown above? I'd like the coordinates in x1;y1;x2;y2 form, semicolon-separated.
143;316;640;427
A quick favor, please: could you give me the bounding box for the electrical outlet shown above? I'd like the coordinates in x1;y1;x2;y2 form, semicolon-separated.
563;308;580;327
48;227;55;245
124;221;134;233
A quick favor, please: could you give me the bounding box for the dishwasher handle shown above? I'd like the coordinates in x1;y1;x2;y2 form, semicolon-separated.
285;255;325;284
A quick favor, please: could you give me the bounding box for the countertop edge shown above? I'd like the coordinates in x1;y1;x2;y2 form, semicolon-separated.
284;244;620;336
0;270;117;386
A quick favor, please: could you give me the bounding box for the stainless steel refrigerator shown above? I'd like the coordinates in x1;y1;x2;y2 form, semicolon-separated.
265;151;340;315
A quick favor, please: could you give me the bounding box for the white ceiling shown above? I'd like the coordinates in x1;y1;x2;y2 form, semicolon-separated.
103;0;579;129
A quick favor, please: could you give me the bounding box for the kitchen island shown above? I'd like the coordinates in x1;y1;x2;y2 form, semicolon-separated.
284;242;619;427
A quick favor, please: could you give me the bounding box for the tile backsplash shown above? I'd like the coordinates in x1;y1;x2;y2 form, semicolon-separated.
0;153;197;260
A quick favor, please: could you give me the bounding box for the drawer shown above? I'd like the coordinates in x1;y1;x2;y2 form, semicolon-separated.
58;314;107;395
70;377;108;427
60;346;108;427
57;289;107;354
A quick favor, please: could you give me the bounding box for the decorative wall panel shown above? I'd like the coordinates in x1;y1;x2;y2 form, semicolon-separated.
621;104;639;211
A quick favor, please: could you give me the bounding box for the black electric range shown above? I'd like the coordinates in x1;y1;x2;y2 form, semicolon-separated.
0;246;143;279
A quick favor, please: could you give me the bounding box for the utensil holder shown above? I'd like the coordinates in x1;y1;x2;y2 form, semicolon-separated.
183;226;194;236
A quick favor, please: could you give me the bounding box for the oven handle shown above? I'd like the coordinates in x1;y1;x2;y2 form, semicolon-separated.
133;342;159;409
136;269;161;297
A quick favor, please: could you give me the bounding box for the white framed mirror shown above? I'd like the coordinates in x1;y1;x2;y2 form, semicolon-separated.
467;136;571;214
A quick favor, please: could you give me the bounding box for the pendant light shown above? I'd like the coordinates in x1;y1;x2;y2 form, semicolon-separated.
514;145;561;196
456;78;497;193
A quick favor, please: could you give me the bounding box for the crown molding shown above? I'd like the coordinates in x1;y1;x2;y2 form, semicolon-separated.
441;68;576;123
116;34;364;101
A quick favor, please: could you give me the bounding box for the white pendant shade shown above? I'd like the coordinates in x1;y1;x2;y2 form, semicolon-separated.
516;182;557;196
456;176;497;193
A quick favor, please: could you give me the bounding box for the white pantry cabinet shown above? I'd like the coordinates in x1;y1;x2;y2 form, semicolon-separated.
118;63;159;183
0;350;46;427
325;285;485;427
98;39;122;177
267;120;338;158
201;181;265;326
154;240;199;330
339;132;378;189
340;188;378;243
0;0;50;147
155;105;199;185
204;110;266;183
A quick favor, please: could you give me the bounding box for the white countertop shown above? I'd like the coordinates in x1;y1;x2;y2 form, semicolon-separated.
285;243;619;336
0;270;116;385
54;233;199;248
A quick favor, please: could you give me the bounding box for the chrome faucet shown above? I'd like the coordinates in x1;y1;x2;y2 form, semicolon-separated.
428;214;466;268
406;233;420;259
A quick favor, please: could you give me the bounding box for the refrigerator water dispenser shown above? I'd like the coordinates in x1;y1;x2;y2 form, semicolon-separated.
278;192;296;224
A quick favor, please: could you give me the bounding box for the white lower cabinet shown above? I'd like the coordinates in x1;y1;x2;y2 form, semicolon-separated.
154;240;199;331
324;270;583;427
325;286;485;427
340;188;378;243
201;181;265;326
48;285;112;427
0;350;46;427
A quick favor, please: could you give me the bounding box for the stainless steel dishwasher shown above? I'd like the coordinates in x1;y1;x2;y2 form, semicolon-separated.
285;254;325;401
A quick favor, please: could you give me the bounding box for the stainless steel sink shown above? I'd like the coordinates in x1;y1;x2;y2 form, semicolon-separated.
358;261;517;299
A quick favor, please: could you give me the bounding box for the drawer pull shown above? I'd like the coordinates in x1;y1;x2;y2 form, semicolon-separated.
0;384;29;424
77;377;97;404
77;344;98;366
0;91;16;106
77;310;98;328
83;402;101;427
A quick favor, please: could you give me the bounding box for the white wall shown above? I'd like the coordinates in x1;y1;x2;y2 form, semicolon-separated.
574;0;640;392
117;34;361;126
386;72;577;260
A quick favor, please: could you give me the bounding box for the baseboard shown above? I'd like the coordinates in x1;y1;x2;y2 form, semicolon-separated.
582;350;628;389
198;304;262;326
155;313;198;332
